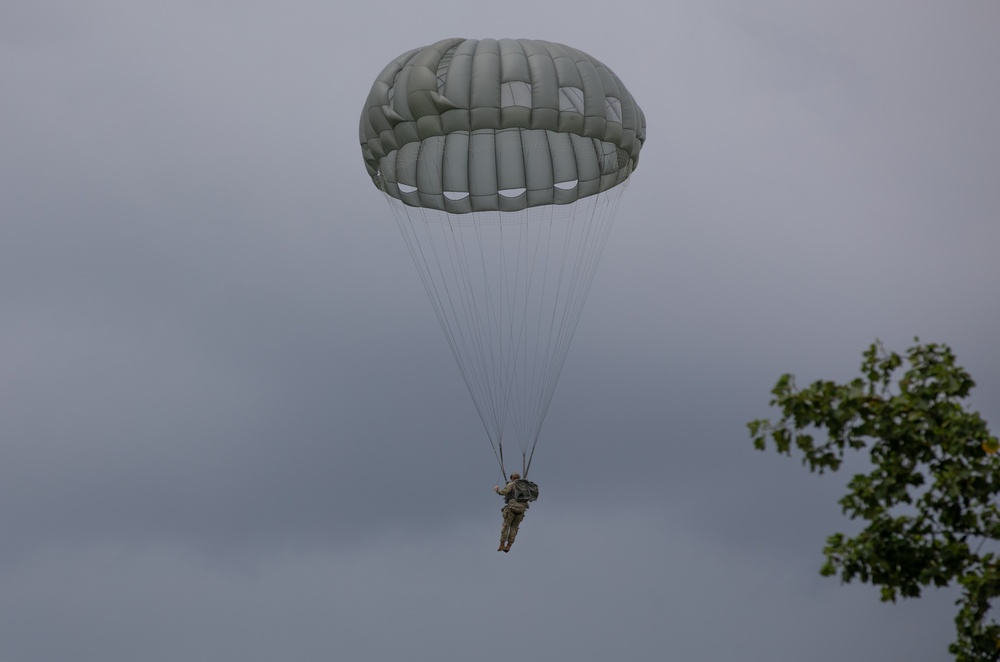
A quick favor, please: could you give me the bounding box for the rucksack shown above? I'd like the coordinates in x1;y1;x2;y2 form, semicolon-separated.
510;479;539;503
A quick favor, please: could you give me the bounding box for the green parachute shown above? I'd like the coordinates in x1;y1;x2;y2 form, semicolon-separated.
360;38;646;477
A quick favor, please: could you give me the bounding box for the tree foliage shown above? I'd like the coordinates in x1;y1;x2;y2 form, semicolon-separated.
748;340;1000;660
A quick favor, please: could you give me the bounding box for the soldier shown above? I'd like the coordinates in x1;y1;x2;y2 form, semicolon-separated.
494;472;530;552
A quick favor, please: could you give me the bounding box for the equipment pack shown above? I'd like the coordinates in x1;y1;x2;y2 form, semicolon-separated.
511;479;539;503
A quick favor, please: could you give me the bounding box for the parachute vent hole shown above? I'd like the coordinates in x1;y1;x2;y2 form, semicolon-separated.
558;87;585;114
598;147;631;175
554;180;578;191
605;96;623;123
501;81;532;109
616;148;630;170
436;45;459;94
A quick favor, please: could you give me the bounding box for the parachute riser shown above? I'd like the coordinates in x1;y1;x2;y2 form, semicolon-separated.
496;446;530;480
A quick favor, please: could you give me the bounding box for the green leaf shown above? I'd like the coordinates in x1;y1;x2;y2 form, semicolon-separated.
749;340;1000;659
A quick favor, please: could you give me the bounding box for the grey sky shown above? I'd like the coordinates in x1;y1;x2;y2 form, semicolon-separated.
2;1;999;660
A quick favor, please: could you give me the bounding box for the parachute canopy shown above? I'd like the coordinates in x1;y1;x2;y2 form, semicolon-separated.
360;39;645;477
359;38;645;213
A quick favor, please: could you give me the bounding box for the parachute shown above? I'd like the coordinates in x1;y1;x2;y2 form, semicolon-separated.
360;38;645;478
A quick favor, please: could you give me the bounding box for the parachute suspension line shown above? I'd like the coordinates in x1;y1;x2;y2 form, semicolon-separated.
526;199;573;479
491;204;544;480
520;130;591;474
462;145;514;474
446;212;503;435
466;211;509;469
520;202;556;474
523;181;630;476
495;196;557;480
520;130;561;463
504;208;534;461
494;212;513;474
516;209;558;474
546;185;626;429
441;217;503;470
386;179;630;481
385;194;506;476
443;212;510;476
384;157;631;484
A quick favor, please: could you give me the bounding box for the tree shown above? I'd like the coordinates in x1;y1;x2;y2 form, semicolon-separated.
748;340;1000;660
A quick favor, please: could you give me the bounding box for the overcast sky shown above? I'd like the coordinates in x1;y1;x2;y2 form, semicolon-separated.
3;1;1000;660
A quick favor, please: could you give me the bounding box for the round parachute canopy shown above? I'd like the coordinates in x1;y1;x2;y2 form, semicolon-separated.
359;39;645;477
359;38;645;213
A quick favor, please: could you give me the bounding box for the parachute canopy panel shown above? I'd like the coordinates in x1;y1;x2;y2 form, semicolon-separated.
359;38;646;213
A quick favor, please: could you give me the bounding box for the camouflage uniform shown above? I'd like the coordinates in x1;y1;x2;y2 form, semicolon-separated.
497;480;529;551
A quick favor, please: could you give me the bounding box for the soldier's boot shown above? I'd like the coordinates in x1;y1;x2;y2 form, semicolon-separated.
504;534;516;552
498;541;506;552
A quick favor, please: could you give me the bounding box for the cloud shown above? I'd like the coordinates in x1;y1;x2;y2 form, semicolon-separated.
2;1;998;659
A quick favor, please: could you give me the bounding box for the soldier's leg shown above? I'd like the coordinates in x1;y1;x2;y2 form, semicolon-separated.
505;511;525;550
499;508;513;551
